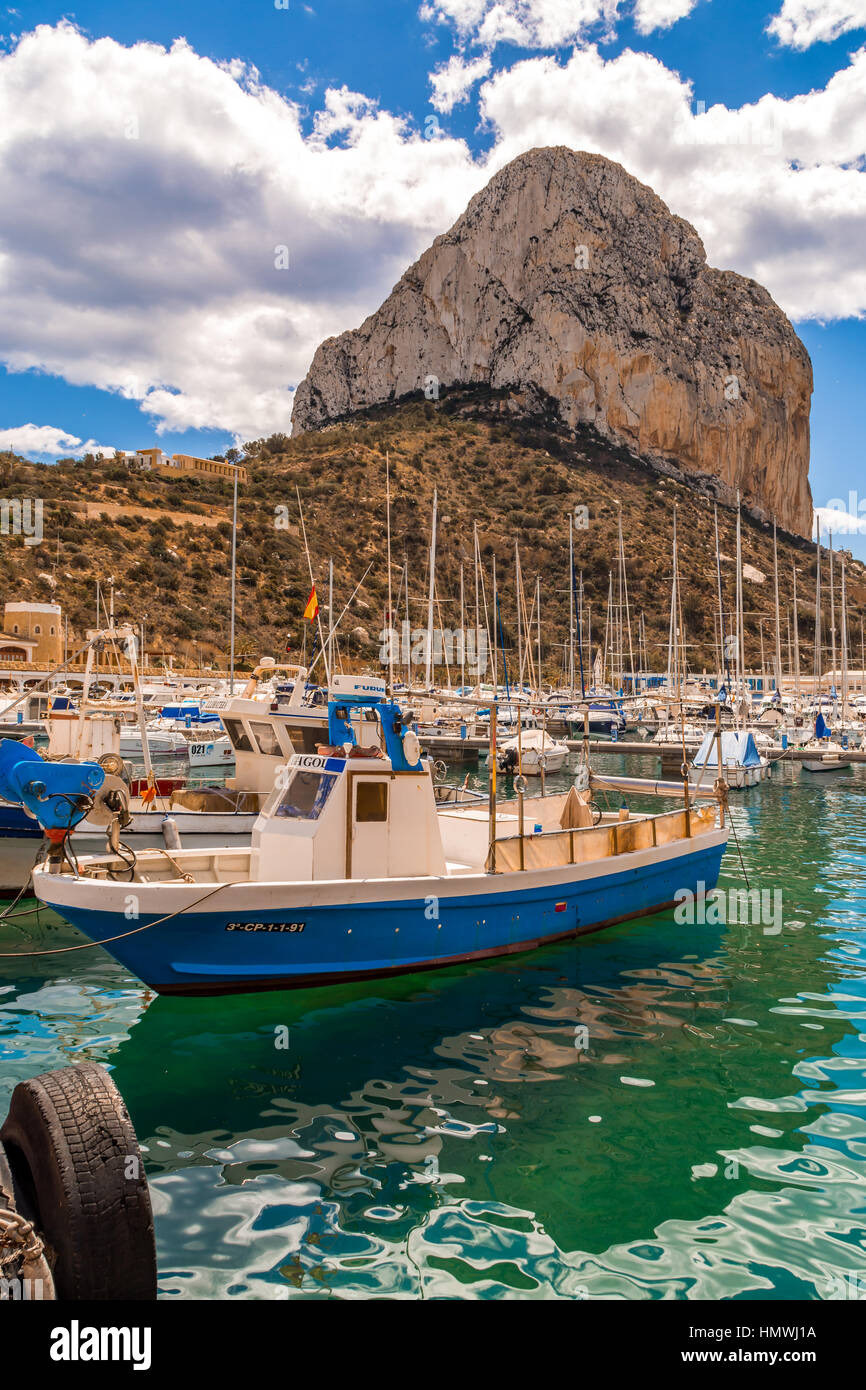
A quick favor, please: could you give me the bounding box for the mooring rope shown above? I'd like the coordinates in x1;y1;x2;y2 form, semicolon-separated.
0;876;240;958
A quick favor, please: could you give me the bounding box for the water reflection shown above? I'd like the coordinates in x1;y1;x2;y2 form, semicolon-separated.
0;759;864;1298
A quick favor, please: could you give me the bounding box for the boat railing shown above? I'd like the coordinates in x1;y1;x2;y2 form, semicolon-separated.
488;804;717;874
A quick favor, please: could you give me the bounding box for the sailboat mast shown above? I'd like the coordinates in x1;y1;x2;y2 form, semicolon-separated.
425;488;437;689
327;558;334;678
666;509;677;694
515;540;523;692
617;502;636;695
735;492;743;711
492;552;498;693
568;515;575;696
792;562;801;698
841;556;849;720
473;526;480;691
459;561;465;692
604;573;613;690
385;454;393;695
714;504;727;691
403;556;411;685
773;518;782;696
814;530;822;698
536;574;542;697
229;466;238;694
828;530;837;695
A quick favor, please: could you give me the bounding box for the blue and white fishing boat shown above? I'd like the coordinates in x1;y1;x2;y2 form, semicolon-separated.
21;677;728;996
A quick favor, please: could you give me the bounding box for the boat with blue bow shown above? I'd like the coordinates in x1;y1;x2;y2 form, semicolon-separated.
23;676;728;996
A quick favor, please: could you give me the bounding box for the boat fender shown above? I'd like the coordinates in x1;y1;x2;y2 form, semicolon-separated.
402;729;421;766
162;816;182;851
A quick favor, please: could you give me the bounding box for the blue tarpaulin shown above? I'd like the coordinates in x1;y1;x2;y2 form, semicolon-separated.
693;730;763;769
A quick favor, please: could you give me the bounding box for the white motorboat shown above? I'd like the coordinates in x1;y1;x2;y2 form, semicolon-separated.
800;714;853;773
497;728;569;775
801;741;852;773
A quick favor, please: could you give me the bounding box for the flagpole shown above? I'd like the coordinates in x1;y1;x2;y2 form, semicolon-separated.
307;562;376;677
296;486;331;687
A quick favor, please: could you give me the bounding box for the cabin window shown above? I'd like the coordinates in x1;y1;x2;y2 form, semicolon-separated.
355;780;388;823
223;718;253;753
250;721;282;757
285;721;325;755
276;770;337;820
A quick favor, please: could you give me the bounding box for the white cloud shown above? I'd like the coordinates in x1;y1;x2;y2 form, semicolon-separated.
768;0;866;50
814;503;866;537
476;44;866;319
1;22;866;447
0;423;112;457
418;0;698;45
419;0;620;48
0;24;481;441
633;0;699;35
430;54;492;112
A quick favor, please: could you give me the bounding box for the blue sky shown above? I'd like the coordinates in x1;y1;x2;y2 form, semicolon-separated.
0;0;864;552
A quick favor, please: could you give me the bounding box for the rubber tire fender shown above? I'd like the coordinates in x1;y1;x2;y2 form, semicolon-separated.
0;1063;156;1301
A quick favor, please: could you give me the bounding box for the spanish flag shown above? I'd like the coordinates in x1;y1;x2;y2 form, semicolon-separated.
303;586;319;622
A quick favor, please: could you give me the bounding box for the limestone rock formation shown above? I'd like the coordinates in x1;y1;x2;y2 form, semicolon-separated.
292;147;813;536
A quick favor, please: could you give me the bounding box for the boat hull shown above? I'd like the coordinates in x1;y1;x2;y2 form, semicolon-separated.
690;764;768;789
802;758;851;773
33;831;727;995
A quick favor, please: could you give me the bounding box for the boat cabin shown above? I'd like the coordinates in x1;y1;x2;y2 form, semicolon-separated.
251;678;443;881
253;750;446;881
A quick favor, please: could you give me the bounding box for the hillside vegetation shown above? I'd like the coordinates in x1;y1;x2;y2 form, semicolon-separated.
1;394;863;681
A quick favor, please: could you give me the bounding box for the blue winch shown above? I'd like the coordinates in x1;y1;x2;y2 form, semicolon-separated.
0;738;105;839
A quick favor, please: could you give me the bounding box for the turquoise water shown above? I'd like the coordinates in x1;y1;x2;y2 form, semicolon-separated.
1;753;866;1300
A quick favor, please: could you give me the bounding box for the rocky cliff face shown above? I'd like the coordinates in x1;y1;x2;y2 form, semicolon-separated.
292;147;813;536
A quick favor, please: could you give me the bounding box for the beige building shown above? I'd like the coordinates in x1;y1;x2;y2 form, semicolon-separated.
4;602;62;663
130;448;246;484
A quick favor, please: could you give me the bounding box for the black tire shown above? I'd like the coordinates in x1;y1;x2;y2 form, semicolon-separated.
0;1063;156;1300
